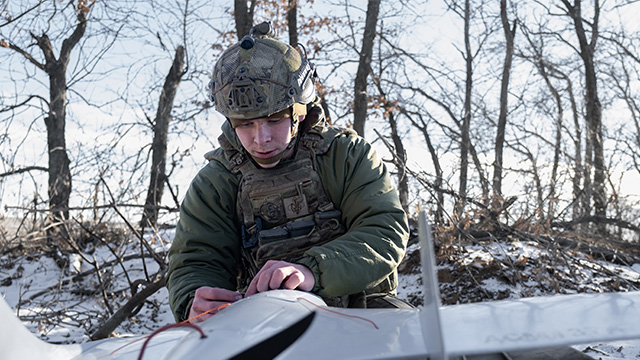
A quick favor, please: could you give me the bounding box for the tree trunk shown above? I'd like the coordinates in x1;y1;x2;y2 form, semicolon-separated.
566;78;584;220
543;68;563;219
388;110;409;214
45;66;72;226
234;0;254;40
403;109;445;222
423;128;444;224
493;0;516;198
30;11;87;246
287;0;298;46
530;55;564;218
562;0;606;223
140;46;186;228
456;0;472;216
353;0;381;136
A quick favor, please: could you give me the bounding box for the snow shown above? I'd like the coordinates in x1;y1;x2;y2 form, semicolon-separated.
1;227;639;359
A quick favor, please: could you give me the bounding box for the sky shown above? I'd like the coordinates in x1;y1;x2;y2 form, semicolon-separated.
1;0;640;223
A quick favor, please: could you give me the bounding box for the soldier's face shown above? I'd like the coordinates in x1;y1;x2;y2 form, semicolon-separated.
232;109;294;168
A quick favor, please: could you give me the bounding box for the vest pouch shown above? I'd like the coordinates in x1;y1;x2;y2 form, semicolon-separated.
256;225;333;263
257;227;289;245
254;211;345;265
315;209;342;222
288;218;316;237
258;216;315;245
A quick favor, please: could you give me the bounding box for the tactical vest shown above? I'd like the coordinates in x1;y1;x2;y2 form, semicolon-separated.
208;122;356;291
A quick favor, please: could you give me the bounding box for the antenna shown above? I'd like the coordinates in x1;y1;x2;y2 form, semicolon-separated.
419;210;447;360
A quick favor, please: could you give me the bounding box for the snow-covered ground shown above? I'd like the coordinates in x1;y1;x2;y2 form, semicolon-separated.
1;226;640;359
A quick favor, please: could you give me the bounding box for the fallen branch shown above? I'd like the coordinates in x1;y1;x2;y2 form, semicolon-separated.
90;271;167;340
19;250;167;304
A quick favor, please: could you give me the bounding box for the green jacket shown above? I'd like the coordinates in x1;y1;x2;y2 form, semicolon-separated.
167;115;409;322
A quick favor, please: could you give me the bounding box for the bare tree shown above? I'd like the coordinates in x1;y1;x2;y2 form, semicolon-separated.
492;0;517;198
566;76;585;220
403;109;446;223
441;0;478;216
519;24;568;219
353;0;381;136
234;0;256;40
140;45;187;228
114;0;231;230
1;2;91;246
561;0;607;222
287;0;298;46
370;81;409;214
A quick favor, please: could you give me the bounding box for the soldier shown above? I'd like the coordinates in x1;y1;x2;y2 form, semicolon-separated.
167;22;410;323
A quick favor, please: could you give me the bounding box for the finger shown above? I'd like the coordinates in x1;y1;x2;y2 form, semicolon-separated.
191;297;216;315
246;261;294;297
245;274;260;297
190;298;234;323
281;271;304;290
256;270;274;293
194;286;219;301
190;287;242;322
211;288;243;302
195;287;242;302
269;267;293;290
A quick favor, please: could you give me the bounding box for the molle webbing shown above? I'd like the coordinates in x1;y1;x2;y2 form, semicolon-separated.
236;142;346;279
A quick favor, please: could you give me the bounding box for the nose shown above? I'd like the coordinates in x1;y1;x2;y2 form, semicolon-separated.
254;122;271;144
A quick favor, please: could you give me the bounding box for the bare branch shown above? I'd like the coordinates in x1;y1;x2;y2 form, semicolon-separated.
0;166;47;178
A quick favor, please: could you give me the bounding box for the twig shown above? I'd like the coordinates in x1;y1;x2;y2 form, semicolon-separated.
98;175;166;269
73;218;134;291
21;250;167;303
90;271;167;340
93;255;114;315
0;166;48;178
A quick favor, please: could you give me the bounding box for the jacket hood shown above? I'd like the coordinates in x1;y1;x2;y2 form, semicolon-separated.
220;120;244;153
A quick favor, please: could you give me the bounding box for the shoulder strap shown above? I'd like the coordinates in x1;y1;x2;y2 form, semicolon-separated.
204;134;251;174
301;124;357;156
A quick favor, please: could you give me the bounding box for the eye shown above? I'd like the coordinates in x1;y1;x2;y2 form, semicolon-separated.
236;121;254;128
268;117;290;124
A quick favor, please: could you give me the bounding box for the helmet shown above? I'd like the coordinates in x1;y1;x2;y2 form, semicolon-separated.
208;21;317;120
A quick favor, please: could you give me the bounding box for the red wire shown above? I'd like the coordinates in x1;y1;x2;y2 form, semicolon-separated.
115;296;380;359
296;297;379;329
183;302;231;323
136;322;206;360
110;303;230;356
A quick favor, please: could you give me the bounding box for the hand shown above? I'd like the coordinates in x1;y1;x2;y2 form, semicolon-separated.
188;286;242;323
245;260;315;297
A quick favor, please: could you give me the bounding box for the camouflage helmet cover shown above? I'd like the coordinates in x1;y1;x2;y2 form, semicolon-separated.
208;23;317;119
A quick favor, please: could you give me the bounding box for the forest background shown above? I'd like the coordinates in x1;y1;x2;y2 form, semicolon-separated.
1;0;640;349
